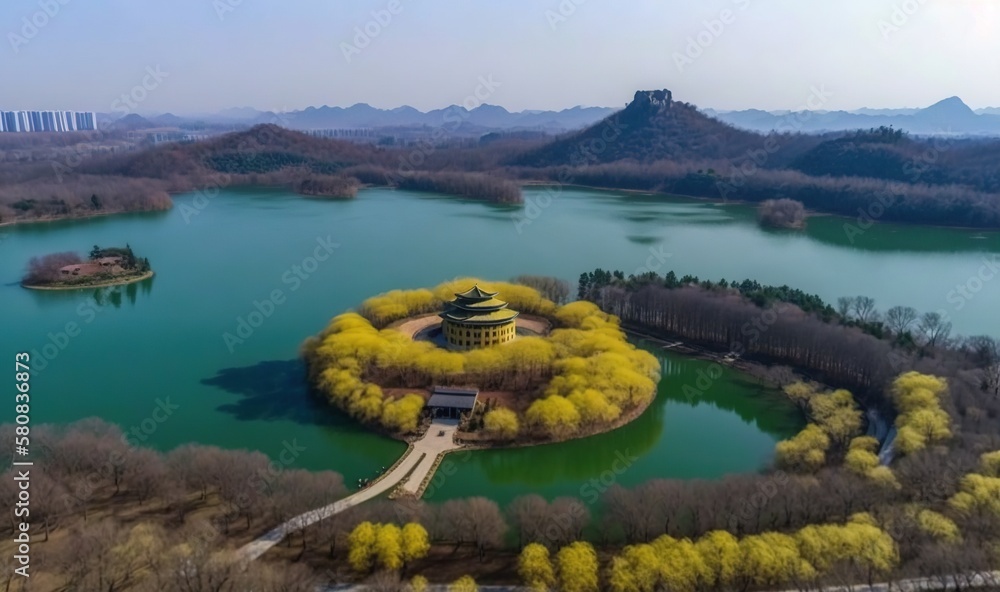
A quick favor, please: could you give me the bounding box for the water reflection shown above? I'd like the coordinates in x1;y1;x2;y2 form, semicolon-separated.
25;274;155;311
471;344;801;488
203;359;328;424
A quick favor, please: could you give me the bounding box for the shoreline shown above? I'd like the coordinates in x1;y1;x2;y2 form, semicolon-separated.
519;182;1000;232
22;270;155;291
3;182;998;232
0;205;172;229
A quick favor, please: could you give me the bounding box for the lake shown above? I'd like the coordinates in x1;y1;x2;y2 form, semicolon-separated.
3;186;998;505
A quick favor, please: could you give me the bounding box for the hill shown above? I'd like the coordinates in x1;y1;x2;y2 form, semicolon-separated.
104;113;156;131
0;124;522;223
509;89;1000;228
513;90;766;166
184;103;617;134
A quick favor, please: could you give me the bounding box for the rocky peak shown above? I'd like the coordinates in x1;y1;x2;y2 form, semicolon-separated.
629;89;673;112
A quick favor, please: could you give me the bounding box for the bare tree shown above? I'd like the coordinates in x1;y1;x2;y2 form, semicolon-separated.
268;469;347;548
56;519;145;591
125;448;168;506
464;497;507;561
851;296;878;323
22;251;82;284
836;296;853;318
167;444;223;501
506;494;549;548
885;305;918;335
511;275;571;304
544;497;590;548
213;449;271;532
918;312;952;348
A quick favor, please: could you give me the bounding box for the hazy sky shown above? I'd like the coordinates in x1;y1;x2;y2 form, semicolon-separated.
2;0;997;114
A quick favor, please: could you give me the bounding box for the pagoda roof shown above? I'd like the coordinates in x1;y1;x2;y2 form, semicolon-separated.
439;308;520;325
454;284;498;301
451;297;509;311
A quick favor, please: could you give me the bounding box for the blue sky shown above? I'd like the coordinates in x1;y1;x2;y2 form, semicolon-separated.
2;0;997;114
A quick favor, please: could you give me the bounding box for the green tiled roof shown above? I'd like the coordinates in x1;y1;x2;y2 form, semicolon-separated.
452;297;508;310
440;308;520;325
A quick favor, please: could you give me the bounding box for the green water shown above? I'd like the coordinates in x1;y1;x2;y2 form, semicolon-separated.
2;186;998;503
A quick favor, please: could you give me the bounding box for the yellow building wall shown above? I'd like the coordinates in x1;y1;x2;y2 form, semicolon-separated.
443;320;516;349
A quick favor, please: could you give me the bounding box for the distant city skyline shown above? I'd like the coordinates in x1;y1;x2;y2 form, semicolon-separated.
2;0;998;114
0;110;97;132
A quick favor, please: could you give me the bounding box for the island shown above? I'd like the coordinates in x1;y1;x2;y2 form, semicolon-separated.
21;244;153;290
302;278;661;451
757;198;808;230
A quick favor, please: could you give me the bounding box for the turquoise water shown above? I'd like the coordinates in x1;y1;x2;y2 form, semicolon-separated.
2;185;996;502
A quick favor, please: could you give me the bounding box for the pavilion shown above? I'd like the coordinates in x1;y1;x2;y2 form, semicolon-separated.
426;386;480;419
439;284;519;350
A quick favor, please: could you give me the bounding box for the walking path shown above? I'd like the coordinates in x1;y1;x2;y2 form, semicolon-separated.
238;419;462;562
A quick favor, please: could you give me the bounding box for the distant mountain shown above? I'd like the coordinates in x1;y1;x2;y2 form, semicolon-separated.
104;113;156;131
150;113;186;127
215;106;269;121
976;107;1000;116
190;102;616;133
710;96;1000;136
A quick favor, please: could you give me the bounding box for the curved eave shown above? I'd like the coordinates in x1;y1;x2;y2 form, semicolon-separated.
449;298;510;311
439;310;520;325
454;284;499;300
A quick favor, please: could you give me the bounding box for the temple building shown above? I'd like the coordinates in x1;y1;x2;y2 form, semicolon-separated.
440;285;519;349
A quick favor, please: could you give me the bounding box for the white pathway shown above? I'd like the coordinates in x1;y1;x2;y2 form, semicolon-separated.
239;419;461;562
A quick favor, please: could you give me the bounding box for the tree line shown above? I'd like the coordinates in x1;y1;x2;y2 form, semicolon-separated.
2;413;997;589
0;418;345;591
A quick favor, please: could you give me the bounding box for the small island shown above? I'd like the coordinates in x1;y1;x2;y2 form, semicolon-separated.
302;278;661;449
757;198;808;230
22;244;154;290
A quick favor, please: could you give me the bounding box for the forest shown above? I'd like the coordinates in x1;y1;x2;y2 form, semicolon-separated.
4;412;997;591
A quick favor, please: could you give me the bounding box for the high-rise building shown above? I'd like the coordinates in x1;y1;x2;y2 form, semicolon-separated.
0;110;98;132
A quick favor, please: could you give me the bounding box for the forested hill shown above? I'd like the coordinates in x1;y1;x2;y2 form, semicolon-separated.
509;89;1000;228
82;124;391;180
791;127;1000;194
513;89;770;166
